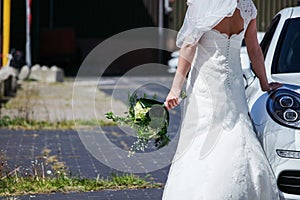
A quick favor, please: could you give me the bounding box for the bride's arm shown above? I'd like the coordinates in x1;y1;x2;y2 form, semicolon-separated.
245;19;282;91
165;45;196;110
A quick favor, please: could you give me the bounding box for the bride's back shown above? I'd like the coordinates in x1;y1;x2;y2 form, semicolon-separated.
213;9;244;37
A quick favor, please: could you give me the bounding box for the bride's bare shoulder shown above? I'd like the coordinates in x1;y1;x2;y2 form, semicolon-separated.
213;9;244;37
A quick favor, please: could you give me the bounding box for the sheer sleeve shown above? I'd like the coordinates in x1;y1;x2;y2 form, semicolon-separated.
176;0;237;48
237;0;258;30
250;0;257;19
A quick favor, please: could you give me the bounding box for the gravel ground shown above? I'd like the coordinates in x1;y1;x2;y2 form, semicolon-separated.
0;78;127;122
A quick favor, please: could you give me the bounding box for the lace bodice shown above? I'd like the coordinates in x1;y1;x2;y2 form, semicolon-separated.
237;0;257;30
176;0;257;47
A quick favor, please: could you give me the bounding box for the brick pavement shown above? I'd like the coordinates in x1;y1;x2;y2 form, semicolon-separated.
0;128;174;200
1;188;163;200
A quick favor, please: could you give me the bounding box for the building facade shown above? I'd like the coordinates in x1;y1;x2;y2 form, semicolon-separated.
7;0;300;75
169;0;300;31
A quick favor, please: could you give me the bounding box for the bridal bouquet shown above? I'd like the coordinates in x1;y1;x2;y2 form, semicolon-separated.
105;93;170;156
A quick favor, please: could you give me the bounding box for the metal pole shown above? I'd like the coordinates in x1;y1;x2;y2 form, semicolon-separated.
2;0;10;67
158;0;163;63
0;0;2;65
159;0;163;28
26;0;32;66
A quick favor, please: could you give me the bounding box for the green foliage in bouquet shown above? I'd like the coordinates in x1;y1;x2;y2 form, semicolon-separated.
105;93;170;156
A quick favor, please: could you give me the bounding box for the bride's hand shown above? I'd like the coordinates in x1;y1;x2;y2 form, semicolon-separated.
165;89;181;110
261;82;283;92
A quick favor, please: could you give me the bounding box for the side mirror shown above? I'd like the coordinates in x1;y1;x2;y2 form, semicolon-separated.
243;67;256;89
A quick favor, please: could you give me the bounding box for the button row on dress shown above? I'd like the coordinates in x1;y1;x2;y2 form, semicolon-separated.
225;39;231;87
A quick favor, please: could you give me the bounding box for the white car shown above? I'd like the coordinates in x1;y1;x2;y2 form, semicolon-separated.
244;6;300;200
167;50;180;73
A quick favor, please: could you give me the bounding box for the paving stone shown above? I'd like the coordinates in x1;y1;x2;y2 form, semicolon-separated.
0;189;163;200
0;129;171;199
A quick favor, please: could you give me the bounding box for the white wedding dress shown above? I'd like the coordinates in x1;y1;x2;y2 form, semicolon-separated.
162;1;280;200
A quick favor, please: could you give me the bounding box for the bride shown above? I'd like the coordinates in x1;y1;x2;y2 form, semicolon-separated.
163;0;282;199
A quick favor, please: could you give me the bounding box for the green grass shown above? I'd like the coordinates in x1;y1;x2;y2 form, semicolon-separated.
0;173;161;196
0;149;161;197
77;119;117;127
0;116;117;130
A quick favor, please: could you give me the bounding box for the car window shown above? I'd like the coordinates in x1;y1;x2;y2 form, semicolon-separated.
241;39;246;47
260;14;281;58
272;17;300;74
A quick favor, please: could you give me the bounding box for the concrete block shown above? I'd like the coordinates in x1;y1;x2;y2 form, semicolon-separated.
29;65;64;82
18;65;30;80
0;66;18;99
31;64;41;71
